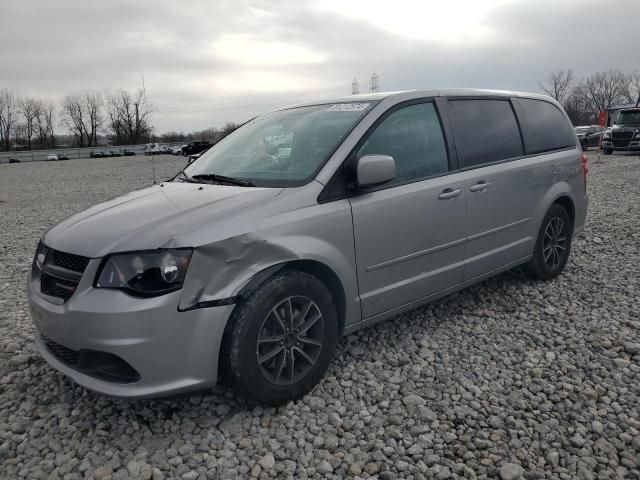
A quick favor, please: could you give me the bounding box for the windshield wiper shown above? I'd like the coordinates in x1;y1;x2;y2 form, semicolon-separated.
191;173;256;187
176;169;195;182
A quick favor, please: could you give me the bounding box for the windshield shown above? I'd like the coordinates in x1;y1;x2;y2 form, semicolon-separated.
182;102;373;187
615;110;640;126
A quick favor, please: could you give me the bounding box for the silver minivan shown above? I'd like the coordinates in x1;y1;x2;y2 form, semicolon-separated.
28;89;588;405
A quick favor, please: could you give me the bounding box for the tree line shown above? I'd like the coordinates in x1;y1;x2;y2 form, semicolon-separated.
156;123;241;145
539;68;640;125
0;87;154;151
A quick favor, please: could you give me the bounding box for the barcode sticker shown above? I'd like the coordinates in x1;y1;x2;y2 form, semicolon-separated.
325;103;371;112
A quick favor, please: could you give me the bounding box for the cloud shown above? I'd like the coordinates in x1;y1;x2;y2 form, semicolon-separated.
1;0;638;132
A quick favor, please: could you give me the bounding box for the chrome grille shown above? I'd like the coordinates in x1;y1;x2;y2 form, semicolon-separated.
40;272;78;301
34;243;90;303
611;130;633;147
48;250;90;273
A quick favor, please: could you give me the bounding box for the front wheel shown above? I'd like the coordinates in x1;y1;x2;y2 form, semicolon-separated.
524;204;573;281
225;271;338;405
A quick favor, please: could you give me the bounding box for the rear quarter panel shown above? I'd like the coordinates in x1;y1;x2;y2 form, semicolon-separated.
532;147;587;237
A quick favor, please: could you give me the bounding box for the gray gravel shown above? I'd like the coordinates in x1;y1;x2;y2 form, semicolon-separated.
1;152;639;479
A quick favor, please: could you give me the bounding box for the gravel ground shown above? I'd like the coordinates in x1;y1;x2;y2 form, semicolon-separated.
0;152;639;480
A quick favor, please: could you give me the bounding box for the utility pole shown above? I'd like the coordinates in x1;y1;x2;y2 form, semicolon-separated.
351;77;360;95
370;73;379;93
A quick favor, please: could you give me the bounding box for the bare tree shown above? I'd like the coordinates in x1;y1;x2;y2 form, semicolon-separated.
582;69;631;113
19;96;40;149
540;69;574;104
628;70;640;107
0;89;19;151
105;88;152;144
60;94;87;147
13;123;28;148
81;91;103;146
34;100;56;148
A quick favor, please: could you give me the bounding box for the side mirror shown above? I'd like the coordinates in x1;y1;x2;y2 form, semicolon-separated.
356;155;395;188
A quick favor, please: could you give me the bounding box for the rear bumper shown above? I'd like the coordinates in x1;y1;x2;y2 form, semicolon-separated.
27;260;235;398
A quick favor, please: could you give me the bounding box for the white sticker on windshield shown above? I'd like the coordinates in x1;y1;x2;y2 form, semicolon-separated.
325;103;371;112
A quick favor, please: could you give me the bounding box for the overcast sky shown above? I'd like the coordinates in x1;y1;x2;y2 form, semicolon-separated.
2;0;639;133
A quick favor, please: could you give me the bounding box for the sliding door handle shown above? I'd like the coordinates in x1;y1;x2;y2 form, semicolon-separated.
470;181;492;192
438;188;462;200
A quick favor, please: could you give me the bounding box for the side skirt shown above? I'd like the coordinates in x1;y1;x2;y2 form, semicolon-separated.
343;255;532;335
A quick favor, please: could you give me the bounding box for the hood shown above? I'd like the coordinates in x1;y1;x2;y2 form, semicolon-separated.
43;182;283;258
611;124;640;131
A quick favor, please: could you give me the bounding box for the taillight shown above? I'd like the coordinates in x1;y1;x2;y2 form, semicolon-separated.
581;153;588;186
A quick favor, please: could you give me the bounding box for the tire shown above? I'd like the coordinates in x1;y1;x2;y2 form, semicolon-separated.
603;149;613;155
524;204;573;281
225;270;338;405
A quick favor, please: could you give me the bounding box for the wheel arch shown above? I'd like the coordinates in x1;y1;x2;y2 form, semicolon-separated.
235;259;347;337
533;183;577;236
552;195;575;229
217;259;348;383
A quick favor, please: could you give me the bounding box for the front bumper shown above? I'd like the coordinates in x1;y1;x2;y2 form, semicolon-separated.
27;259;235;398
601;140;640;151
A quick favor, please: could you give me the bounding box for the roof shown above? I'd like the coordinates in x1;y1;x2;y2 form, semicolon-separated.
283;88;555;110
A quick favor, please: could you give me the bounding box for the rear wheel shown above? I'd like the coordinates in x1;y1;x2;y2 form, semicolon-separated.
524;204;572;280
603;148;613;155
225;271;338;405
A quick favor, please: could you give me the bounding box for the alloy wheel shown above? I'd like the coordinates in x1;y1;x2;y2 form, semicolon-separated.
543;217;568;269
256;296;324;386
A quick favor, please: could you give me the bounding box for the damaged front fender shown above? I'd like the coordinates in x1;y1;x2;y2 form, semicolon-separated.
177;199;361;329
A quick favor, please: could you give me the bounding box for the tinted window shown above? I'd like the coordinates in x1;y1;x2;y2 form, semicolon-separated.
448;99;523;168
518;98;575;153
356;102;448;185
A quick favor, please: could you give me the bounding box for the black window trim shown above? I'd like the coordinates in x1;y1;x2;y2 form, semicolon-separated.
318;97;455;202
317;94;579;203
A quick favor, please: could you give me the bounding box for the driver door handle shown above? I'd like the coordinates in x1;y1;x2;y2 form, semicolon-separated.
469;181;492;192
438;188;462;200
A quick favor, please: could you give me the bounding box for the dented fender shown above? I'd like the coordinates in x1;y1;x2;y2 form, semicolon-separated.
177;195;362;328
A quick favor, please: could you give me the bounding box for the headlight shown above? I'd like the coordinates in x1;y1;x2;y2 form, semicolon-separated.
95;249;192;297
603;134;611;139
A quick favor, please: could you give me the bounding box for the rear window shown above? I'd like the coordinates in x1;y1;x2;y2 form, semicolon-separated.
518;98;575;153
448;99;524;168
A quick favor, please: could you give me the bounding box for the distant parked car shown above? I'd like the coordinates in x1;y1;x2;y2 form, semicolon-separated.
601;107;640;154
144;143;162;155
123;149;136;156
58;153;70;160
108;149;122;157
171;145;184;155
46;153;59;161
90;150;104;158
575;125;603;150
183;140;210;156
9;156;20;163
